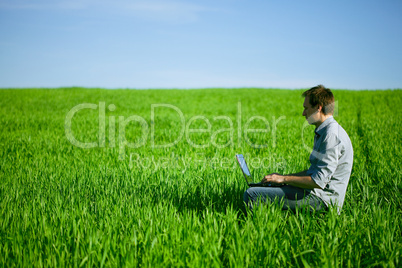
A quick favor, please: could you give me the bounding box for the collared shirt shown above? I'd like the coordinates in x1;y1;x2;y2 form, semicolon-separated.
307;116;354;213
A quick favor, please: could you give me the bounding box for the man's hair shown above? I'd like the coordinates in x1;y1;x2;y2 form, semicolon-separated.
302;85;335;115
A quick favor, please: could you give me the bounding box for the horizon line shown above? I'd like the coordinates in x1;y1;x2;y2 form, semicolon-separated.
0;86;401;91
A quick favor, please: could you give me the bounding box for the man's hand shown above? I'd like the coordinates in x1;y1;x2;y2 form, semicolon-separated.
261;170;322;189
261;173;286;186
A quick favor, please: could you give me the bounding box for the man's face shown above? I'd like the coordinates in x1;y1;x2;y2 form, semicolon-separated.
302;96;320;125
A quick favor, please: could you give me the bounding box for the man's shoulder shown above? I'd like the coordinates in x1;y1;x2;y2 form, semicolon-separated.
326;120;352;148
325;119;348;135
326;120;341;133
320;119;351;142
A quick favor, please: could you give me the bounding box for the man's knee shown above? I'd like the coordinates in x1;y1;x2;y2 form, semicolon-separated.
243;187;267;204
243;188;251;204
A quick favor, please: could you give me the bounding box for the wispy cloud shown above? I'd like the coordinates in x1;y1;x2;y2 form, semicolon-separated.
0;0;215;22
0;0;89;10
121;1;212;22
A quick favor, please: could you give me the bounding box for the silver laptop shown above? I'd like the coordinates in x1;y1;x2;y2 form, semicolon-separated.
236;154;268;187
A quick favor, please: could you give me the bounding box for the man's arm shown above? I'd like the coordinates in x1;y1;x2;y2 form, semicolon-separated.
261;170;322;190
283;174;322;189
287;170;309;176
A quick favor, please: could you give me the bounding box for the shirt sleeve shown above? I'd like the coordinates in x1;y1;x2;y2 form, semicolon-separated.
308;133;341;189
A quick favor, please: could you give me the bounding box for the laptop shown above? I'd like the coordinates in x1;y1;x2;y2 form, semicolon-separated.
236;154;270;187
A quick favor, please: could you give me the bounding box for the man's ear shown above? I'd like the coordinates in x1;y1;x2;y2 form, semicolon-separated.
317;105;323;113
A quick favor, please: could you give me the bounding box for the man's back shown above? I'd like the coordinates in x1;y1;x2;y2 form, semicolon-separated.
308;117;354;213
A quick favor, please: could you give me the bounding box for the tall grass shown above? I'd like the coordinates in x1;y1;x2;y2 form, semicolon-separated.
0;88;401;267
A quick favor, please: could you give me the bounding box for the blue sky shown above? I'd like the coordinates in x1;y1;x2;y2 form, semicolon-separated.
1;0;401;89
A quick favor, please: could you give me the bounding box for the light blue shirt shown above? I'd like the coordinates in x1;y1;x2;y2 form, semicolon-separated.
307;116;354;213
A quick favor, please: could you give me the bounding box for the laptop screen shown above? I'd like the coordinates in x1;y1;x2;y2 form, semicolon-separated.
236;154;253;184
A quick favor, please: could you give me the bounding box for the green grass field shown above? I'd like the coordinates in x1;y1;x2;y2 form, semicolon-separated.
0;88;401;267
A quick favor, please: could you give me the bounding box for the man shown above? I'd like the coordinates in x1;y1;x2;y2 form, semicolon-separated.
243;85;353;214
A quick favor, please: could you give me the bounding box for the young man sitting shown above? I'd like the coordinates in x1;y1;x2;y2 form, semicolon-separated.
243;85;354;214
